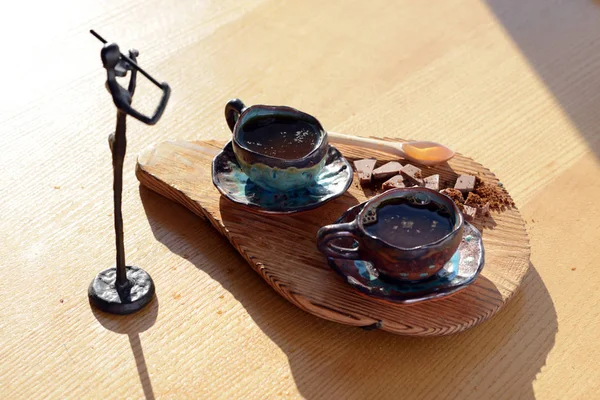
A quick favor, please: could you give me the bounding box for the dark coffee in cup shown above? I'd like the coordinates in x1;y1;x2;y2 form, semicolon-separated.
238;116;320;160
362;199;455;248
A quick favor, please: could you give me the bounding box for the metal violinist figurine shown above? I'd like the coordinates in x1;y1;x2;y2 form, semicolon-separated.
88;30;171;314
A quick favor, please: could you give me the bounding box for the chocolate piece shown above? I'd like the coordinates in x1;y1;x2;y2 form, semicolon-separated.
382;175;406;190
353;158;377;185
400;164;423;185
462;204;477;222
423;174;440;191
372;161;403;180
479;202;490;217
454;175;476;194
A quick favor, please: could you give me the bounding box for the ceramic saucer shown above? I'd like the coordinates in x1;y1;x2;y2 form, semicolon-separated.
212;141;353;214
327;202;485;304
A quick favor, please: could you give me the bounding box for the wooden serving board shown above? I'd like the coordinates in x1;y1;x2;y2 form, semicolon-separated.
136;139;530;336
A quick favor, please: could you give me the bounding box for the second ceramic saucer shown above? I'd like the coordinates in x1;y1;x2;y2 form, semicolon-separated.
327;202;485;304
212;142;353;214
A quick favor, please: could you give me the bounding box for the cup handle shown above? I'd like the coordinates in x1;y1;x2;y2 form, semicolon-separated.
225;98;247;132
317;222;362;260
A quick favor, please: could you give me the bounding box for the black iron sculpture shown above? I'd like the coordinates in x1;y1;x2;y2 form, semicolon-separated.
88;30;171;314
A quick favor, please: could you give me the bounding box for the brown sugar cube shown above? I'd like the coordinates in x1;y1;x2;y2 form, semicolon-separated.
462;204;477;222
372;161;403;180
382;175;406;190
400;164;423;185
454;175;476;194
423;174;440;191
353;158;377;185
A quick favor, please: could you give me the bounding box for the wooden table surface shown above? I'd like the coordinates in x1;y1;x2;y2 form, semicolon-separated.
1;0;599;398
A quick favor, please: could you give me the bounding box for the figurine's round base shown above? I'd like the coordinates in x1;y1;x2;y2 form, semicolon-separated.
88;266;155;315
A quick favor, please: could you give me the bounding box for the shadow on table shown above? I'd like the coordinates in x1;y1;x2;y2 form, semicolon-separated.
91;293;159;400
140;186;556;400
483;0;600;158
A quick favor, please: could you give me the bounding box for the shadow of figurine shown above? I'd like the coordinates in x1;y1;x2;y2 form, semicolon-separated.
139;186;557;400
88;31;171;316
92;297;159;400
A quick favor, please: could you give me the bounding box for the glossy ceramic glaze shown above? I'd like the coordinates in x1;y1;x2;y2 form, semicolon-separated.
327;202;484;304
225;99;329;192
317;188;464;281
212;141;353;214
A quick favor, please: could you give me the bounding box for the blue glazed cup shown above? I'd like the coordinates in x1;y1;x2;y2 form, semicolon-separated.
225;98;329;192
317;188;464;281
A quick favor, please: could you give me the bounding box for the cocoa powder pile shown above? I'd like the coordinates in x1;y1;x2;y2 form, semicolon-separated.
472;177;515;210
439;188;465;211
441;180;514;215
465;192;485;207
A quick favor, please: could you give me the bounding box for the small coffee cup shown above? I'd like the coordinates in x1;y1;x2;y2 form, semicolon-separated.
317;188;464;281
225;98;329;192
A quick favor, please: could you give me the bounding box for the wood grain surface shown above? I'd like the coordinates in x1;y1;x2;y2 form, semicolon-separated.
1;0;599;398
136;139;530;336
